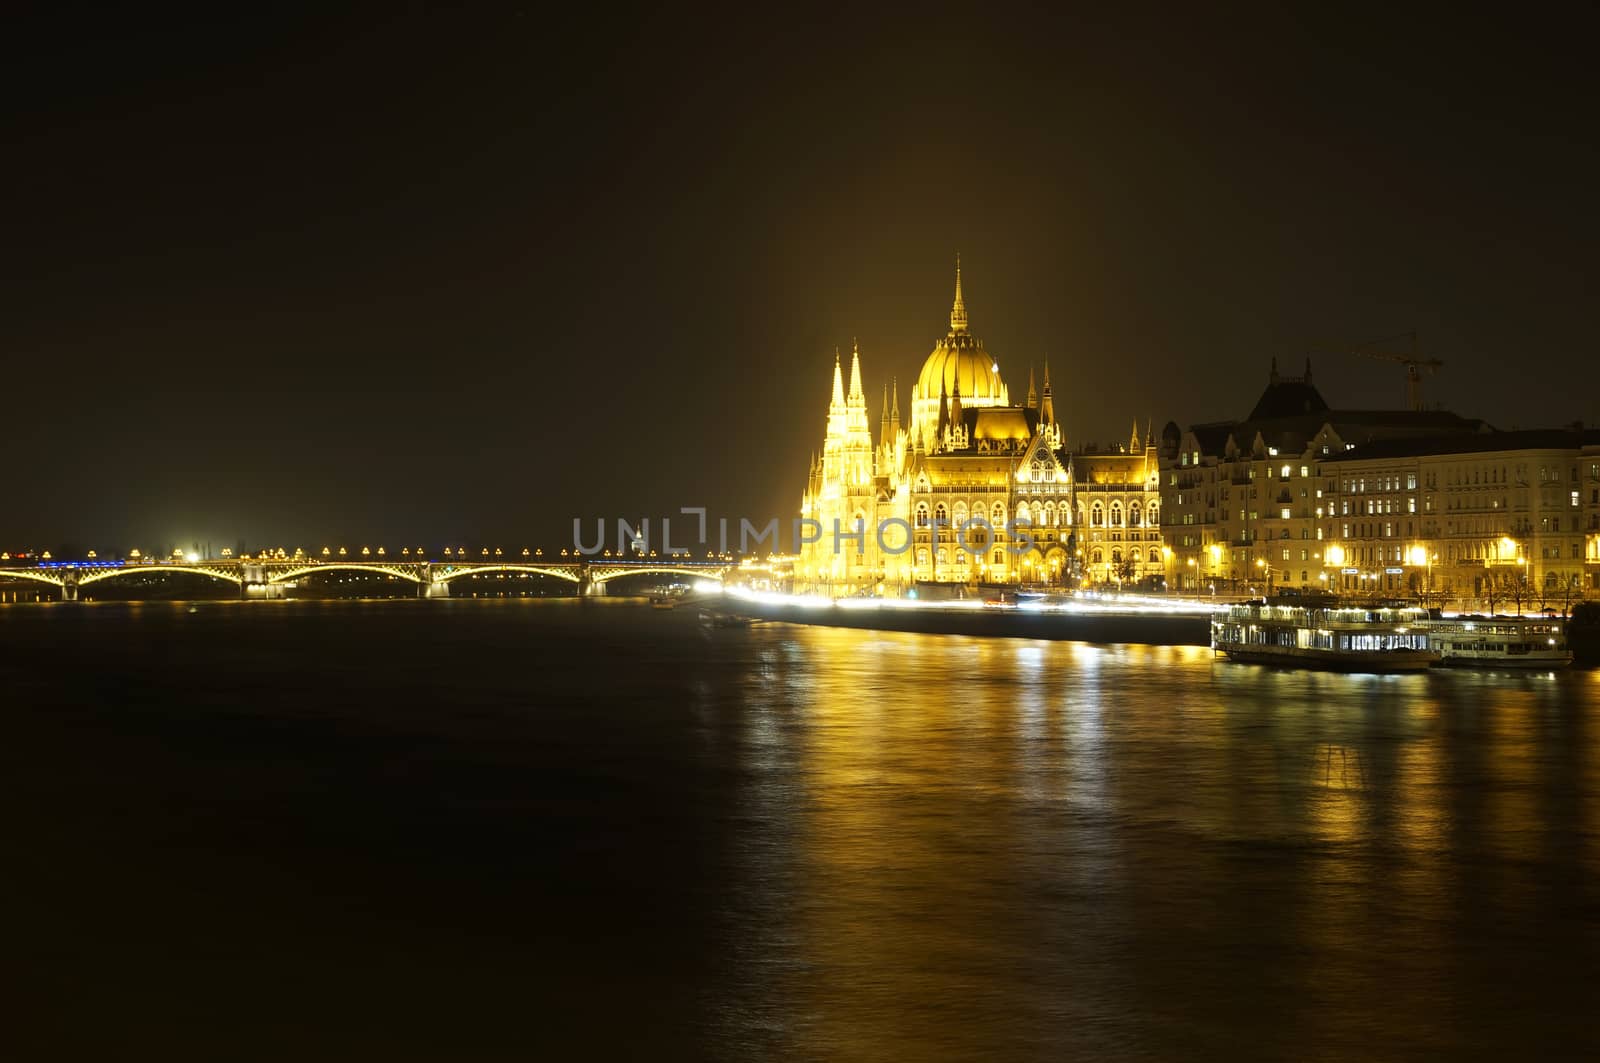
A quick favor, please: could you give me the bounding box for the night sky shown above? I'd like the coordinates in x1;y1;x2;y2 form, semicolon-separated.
7;7;1597;554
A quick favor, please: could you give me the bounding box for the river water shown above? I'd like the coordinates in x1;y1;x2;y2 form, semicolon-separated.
4;599;1597;1060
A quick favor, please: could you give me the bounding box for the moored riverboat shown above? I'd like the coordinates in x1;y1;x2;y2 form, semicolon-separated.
1420;616;1573;668
1211;602;1440;672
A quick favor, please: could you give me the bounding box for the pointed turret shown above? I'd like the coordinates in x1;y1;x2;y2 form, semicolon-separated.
890;376;901;438
1130;418;1142;453
1304;356;1314;385
1040;359;1055;425
831;349;845;408
848;339;864;403
950;378;963;424
880;383;890;436
949;254;968;333
1027;365;1038;408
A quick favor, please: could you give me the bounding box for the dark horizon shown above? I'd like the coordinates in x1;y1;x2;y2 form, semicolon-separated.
6;7;1597;551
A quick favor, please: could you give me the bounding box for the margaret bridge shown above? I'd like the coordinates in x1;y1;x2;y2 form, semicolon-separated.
0;557;735;601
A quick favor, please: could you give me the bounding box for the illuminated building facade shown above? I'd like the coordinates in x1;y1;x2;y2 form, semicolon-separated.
1318;429;1600;606
1157;362;1489;593
799;266;1160;594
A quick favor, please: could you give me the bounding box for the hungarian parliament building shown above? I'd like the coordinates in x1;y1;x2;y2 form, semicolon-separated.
799;266;1600;602
799;265;1161;592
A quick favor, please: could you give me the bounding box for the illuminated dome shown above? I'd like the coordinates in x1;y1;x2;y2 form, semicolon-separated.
916;332;1005;406
911;260;1010;448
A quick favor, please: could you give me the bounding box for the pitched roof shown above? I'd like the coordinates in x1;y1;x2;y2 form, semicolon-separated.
1326;426;1600;462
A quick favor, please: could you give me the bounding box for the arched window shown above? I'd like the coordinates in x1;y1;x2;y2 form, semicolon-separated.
1147;504;1159;525
915;502;930;528
992;502;1006;525
936;548;948;567
1043;502;1056;527
934;503;948;524
1091;548;1103;563
1091;503;1104;527
1148;548;1160;563
1129;502;1142;527
1112;547;1123;564
916;548;929;566
952;501;968;525
1029;502;1042;527
1110;502;1123;527
1016;501;1030;524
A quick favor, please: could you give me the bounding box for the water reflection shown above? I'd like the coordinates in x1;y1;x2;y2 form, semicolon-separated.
721;625;1600;1060
3;602;1595;1059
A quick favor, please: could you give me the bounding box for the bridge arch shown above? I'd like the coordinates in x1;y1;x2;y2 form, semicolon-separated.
0;569;66;588
266;563;423;585
77;565;242;587
588;566;726;585
430;564;581;584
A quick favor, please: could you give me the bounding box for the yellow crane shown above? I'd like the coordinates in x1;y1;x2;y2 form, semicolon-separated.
1348;331;1444;412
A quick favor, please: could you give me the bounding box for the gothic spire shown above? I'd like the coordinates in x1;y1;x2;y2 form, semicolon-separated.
1130;418;1142;453
1027;365;1038;408
848;338;864;402
1039;358;1055;425
949;253;967;333
831;349;844;408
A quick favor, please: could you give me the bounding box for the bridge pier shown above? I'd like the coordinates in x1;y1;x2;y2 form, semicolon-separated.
61;577;79;602
424;580;451;598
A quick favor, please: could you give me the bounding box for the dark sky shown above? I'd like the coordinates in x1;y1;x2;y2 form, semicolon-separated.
6;6;1596;553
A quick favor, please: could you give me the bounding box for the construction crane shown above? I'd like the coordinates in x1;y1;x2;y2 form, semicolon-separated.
1348;331;1444;412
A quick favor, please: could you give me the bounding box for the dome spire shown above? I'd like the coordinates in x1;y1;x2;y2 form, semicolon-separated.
950;253;967;333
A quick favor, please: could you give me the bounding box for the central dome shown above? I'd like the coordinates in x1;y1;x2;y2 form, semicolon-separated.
911;262;1010;449
916;331;1006;406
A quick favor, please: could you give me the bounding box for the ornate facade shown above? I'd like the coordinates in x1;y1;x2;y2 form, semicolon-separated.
1157;362;1490;594
798;266;1161;595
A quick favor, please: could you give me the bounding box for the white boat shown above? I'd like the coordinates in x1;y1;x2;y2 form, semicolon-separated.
1211;601;1440;672
1421;616;1573;668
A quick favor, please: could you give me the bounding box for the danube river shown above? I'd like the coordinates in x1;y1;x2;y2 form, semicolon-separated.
5;599;1597;1060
